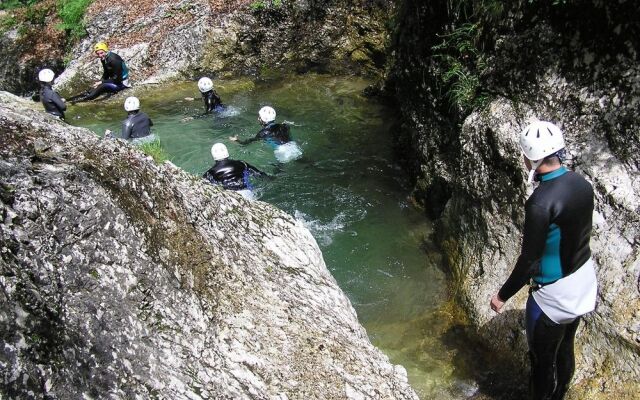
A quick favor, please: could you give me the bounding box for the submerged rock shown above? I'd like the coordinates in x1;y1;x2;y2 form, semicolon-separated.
0;92;418;399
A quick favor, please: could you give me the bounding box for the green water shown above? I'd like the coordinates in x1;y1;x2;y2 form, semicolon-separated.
67;74;480;399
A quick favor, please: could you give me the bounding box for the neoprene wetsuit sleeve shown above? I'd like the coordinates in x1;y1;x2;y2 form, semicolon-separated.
52;92;66;112
238;135;260;145
121;119;133;140
498;202;550;301
246;163;266;176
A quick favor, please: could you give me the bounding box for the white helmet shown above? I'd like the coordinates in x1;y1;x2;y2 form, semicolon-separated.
38;69;55;83
520;120;565;183
211;143;229;161
198;77;213;93
124;96;140;112
258;106;276;123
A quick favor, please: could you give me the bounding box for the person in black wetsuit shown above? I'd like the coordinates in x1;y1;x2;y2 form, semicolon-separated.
203;143;266;200
197;77;223;114
68;42;130;103
37;68;66;120
490;121;598;400
120;96;153;141
230;106;291;146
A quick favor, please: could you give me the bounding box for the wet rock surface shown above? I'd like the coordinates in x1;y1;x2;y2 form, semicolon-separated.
389;1;639;398
0;92;418;399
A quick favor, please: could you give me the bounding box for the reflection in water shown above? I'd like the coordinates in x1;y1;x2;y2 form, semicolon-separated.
67;74;481;399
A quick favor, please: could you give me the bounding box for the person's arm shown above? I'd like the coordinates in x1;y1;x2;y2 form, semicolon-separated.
245;162;266;177
121;119;133;140
491;202;550;312
51;91;66;112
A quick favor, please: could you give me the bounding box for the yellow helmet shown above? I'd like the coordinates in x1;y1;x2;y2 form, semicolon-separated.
94;42;109;52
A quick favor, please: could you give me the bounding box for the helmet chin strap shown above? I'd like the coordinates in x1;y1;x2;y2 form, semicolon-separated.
527;159;543;184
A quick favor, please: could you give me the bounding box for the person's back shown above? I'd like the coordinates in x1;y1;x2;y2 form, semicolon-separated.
203;159;254;190
121;97;153;140
40;84;66;119
122;111;153;140
257;122;291;146
527;169;593;283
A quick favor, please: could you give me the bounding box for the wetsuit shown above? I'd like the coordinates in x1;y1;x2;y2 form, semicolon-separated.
238;122;291;146
202;159;265;191
69;51;129;102
121;111;153;140
498;166;596;400
40;84;66;120
202;90;223;113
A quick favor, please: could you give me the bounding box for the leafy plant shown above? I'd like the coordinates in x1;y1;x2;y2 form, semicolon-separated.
0;14;17;33
250;0;283;11
432;23;488;111
0;0;39;11
138;139;169;164
56;0;93;39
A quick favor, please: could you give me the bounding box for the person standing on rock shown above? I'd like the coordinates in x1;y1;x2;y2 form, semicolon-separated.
198;77;224;114
37;68;66;120
230;106;302;162
68;42;131;103
203;143;267;200
490;120;598;400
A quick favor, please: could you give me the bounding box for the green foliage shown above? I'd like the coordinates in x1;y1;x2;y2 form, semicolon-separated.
138;139;169;164
250;0;282;12
56;0;92;39
432;23;488;111
0;14;17;33
0;0;39;11
24;4;49;26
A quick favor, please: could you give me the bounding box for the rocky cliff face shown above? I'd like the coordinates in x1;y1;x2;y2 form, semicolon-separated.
389;0;639;397
0;92;418;399
0;0;391;95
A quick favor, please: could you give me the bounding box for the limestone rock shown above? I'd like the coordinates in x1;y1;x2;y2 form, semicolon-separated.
0;94;418;399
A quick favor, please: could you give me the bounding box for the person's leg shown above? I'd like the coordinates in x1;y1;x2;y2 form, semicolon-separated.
551;317;580;400
527;296;566;400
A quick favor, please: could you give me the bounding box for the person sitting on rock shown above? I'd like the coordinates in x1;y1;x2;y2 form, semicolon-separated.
68;42;131;103
37;68;66;120
203;143;267;200
198;77;224;114
120;96;153;142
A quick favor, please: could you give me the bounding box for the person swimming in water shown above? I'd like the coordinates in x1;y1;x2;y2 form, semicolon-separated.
198;77;223;114
202;143;267;200
230;106;291;146
68;42;131;103
37;68;66;120
230;106;302;162
120;96;153;141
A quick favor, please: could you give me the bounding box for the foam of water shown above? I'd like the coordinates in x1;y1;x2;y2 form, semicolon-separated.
293;209;346;246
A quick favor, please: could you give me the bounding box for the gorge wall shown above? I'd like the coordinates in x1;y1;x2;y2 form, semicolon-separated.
0;92;418;399
388;0;639;398
0;0;391;95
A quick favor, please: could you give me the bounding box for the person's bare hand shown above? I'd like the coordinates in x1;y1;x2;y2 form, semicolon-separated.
490;293;505;314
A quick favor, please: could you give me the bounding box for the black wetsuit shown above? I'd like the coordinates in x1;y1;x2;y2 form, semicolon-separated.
121;111;153;140
202;90;223;113
40;84;66;120
69;52;129;102
498;166;594;400
238;122;291;147
202;159;265;190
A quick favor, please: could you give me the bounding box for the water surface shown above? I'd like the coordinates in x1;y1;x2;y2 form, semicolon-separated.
67;74;479;399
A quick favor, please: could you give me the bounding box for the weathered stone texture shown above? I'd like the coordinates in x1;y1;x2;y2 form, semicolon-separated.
0;92;418;399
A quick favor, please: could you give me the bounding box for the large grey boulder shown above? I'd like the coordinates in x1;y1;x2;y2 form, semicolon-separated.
0;92;418;399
